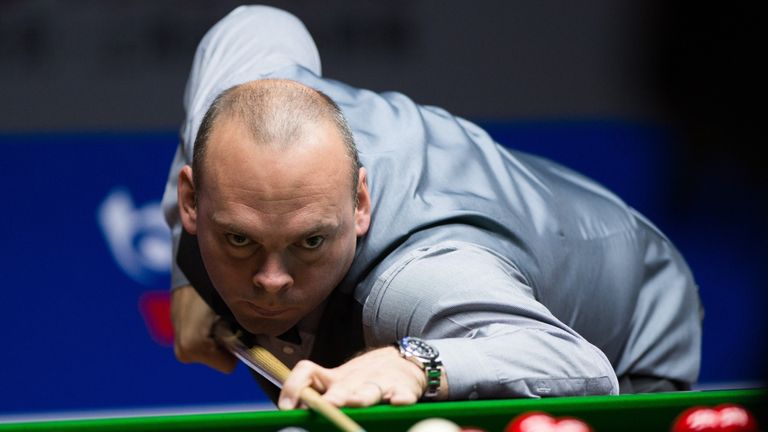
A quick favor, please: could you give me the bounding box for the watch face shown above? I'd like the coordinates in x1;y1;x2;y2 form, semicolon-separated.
402;337;439;359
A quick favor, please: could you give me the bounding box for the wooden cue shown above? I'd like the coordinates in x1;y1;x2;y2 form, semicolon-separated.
212;321;366;432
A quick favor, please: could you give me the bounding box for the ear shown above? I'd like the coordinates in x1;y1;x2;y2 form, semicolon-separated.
178;165;198;235
354;167;371;237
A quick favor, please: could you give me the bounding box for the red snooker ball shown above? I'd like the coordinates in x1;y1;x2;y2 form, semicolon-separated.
506;412;593;432
672;404;757;432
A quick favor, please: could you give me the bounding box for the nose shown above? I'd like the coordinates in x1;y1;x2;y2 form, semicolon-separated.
252;253;293;294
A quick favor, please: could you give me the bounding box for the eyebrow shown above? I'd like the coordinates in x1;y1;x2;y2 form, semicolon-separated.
210;215;340;239
297;222;340;239
210;215;247;234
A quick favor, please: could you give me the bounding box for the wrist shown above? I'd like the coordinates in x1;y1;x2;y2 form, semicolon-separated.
394;336;446;400
393;346;428;390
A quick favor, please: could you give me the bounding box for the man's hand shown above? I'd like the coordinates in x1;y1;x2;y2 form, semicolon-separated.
170;284;237;373
278;346;441;409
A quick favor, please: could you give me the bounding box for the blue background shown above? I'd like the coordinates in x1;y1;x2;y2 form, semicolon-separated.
0;122;764;416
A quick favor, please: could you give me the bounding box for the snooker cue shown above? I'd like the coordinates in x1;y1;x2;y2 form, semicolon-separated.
211;320;366;432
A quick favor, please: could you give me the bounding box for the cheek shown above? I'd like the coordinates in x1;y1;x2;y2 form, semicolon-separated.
325;230;358;277
297;236;356;288
197;233;249;295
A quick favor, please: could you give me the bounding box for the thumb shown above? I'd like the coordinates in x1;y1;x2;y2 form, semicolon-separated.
206;343;238;373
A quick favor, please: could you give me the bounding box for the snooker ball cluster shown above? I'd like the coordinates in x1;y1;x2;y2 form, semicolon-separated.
406;412;593;432
672;404;758;432
286;403;759;432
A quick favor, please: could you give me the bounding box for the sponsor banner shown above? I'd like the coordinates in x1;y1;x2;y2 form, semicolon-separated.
0;133;265;414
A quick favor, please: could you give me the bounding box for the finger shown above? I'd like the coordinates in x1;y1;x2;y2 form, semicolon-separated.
279;360;331;410
173;337;198;364
386;378;423;406
205;344;238;373
343;381;385;408
321;380;383;408
320;385;354;408
171;284;228;371
174;333;236;373
388;390;419;406
174;326;212;362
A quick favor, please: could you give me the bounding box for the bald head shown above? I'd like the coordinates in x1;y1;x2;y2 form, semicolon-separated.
192;79;360;202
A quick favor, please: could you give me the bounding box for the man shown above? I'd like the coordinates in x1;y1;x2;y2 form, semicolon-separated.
162;5;702;409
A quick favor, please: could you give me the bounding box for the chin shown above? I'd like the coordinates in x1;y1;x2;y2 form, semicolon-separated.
236;314;298;337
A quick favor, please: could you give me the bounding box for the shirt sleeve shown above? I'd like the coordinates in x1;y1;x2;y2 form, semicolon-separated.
362;241;619;399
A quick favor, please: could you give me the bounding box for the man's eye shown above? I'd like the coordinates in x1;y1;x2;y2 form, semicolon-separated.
226;233;252;247
300;235;325;250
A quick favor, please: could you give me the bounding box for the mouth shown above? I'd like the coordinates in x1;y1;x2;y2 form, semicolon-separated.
244;302;289;318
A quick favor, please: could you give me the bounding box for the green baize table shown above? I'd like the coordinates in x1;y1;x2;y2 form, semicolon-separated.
1;389;764;431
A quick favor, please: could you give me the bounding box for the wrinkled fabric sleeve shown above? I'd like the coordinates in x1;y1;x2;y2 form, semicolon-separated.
160;5;323;289
363;241;619;399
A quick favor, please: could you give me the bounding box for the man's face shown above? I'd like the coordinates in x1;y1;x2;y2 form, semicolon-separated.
181;116;370;336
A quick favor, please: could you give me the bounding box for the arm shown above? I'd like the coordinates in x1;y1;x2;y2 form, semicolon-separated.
279;347;430;409
171;284;236;373
365;241;619;399
280;241;617;408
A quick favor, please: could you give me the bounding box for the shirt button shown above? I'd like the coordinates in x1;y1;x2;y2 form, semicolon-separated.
282;346;295;355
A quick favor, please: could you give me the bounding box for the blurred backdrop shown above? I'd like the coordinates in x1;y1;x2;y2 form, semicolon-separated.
1;0;763;419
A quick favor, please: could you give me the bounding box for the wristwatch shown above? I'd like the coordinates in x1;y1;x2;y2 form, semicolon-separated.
395;336;443;399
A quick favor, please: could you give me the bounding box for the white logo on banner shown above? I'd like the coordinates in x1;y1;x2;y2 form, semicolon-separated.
98;188;171;284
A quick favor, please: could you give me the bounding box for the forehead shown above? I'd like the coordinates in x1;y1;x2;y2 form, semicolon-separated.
199;116;352;222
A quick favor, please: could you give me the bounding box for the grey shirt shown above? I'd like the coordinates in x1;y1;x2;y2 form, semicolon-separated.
162;5;701;399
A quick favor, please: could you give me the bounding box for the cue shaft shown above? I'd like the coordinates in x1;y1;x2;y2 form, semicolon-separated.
212;321;366;432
